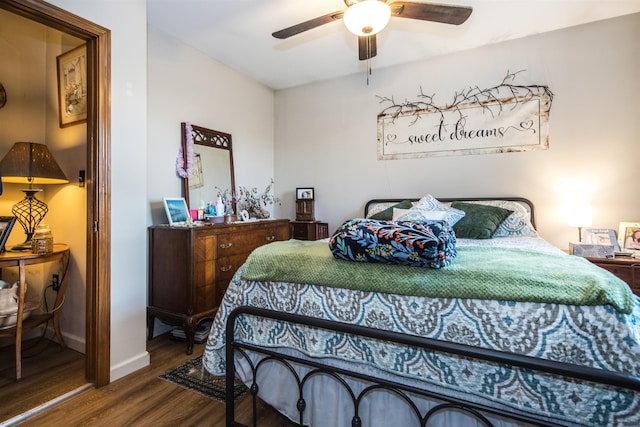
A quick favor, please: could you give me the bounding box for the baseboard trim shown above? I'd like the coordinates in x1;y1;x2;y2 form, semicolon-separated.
110;350;150;382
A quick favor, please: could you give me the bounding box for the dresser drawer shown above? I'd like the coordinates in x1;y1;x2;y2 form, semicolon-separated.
216;228;280;257
215;254;247;280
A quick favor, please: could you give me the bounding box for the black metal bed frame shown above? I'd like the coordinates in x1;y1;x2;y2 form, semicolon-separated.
225;306;640;427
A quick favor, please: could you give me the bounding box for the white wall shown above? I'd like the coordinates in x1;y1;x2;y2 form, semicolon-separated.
146;27;275;220
50;0;149;381
274;13;640;250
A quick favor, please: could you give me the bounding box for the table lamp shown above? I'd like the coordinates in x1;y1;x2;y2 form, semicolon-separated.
0;142;69;250
567;204;592;242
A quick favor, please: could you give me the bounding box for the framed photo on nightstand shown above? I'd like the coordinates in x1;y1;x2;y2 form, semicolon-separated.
296;187;314;200
583;228;620;251
618;222;640;251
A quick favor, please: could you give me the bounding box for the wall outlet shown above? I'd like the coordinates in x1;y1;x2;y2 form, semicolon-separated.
52;274;60;291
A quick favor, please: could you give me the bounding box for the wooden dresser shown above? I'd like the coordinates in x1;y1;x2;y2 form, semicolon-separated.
586;256;640;296
148;219;289;353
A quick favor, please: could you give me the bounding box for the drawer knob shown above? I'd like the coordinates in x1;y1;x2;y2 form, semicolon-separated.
219;242;233;249
266;235;276;241
220;265;234;272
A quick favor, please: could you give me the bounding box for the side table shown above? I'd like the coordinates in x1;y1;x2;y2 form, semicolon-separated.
290;221;329;241
0;244;70;380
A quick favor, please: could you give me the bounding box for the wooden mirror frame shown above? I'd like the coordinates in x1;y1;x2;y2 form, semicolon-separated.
181;123;236;213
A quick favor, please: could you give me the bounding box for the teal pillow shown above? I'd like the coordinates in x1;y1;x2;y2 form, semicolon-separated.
369;200;413;220
451;202;513;239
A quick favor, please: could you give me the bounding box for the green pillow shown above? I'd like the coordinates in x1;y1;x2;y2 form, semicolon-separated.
451;202;513;239
369;200;414;220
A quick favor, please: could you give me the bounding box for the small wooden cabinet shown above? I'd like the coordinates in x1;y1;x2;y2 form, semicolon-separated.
586;256;640;296
295;199;315;221
290;221;329;241
148;219;289;353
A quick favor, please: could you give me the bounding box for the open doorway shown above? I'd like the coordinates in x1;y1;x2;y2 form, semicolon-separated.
0;0;111;416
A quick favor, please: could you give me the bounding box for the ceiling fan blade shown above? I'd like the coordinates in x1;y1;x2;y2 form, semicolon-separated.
358;35;377;61
390;1;472;25
272;11;345;39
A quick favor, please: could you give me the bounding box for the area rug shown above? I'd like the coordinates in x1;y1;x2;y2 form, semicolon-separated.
160;355;248;402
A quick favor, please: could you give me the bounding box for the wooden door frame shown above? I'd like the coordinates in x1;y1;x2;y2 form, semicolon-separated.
0;0;111;386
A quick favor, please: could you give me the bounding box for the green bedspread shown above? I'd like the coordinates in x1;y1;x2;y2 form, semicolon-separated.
241;240;635;314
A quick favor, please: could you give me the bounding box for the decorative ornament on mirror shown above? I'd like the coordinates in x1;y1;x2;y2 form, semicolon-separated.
176;122;194;178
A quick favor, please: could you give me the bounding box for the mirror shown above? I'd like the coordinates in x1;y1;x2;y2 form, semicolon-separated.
181;123;236;214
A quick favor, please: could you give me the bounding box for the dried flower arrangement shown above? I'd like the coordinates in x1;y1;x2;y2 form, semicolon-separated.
216;179;281;219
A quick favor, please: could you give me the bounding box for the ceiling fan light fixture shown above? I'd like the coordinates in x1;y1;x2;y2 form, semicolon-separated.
343;0;391;36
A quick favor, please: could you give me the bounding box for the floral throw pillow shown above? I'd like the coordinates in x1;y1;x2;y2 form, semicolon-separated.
329;218;457;269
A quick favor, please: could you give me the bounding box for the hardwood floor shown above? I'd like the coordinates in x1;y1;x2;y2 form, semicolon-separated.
1;333;296;427
0;334;86;422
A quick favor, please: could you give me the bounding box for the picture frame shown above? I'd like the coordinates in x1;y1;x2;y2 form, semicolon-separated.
163;197;191;226
296;187;314;200
57;44;87;127
618;222;640;251
582;228;620;251
188;153;204;189
0;216;17;253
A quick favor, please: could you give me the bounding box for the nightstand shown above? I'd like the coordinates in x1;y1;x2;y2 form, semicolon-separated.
585;256;640;296
290;221;329;241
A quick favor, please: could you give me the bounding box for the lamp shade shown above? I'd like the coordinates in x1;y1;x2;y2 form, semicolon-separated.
0;142;68;185
567;204;593;228
343;0;391;36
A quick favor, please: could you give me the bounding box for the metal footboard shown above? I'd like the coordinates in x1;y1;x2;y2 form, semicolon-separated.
225;306;640;427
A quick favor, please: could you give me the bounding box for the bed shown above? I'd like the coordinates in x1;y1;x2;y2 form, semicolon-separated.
203;196;640;427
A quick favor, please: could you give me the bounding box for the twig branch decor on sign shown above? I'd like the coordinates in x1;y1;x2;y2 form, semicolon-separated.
376;71;554;160
377;70;553;126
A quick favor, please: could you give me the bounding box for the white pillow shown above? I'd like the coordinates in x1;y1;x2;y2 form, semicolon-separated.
404;194;466;226
392;208;412;221
395;208;450;222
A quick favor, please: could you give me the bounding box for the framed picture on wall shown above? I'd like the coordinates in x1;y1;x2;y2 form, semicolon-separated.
0;216;17;253
57;44;87;127
296;187;314;200
618;222;640;251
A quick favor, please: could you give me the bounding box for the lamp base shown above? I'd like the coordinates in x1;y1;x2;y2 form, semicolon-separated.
11;189;48;252
9;240;33;252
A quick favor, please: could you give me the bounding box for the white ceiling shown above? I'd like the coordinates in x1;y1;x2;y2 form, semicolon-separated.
147;0;640;90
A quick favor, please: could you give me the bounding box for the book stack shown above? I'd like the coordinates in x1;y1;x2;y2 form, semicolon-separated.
171;320;212;343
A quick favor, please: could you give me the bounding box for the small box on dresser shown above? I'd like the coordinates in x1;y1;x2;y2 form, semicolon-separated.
569;242;615;259
147;219;289;354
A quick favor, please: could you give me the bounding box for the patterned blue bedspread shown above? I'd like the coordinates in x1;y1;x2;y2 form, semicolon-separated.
203;237;640;426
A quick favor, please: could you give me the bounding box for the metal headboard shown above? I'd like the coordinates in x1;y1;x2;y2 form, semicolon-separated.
364;197;536;230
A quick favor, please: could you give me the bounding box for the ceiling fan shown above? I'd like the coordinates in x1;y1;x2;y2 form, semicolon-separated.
272;0;473;61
